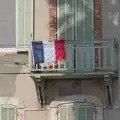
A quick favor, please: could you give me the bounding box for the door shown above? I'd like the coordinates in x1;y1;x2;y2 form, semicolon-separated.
16;0;33;51
57;0;94;41
57;0;94;72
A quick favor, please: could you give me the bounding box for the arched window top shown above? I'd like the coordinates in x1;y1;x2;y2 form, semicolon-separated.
50;95;103;107
58;102;95;108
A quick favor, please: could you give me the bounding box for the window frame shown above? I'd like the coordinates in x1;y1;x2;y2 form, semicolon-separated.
57;102;96;120
0;104;17;120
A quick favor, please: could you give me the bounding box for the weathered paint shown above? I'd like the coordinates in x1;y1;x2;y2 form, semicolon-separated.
0;0;15;47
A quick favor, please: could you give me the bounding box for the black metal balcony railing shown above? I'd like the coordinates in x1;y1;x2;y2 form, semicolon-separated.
28;40;117;75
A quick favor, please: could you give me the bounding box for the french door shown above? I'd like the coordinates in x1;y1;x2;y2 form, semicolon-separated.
57;0;94;41
57;0;94;71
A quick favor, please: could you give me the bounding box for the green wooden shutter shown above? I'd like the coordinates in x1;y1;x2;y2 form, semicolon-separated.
9;108;15;120
75;0;85;42
57;0;94;72
86;107;94;120
84;0;94;41
75;0;94;71
16;0;33;51
1;108;7;120
75;0;94;41
77;107;85;120
57;0;75;71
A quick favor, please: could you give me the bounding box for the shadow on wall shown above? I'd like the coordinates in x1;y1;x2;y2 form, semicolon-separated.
0;53;25;97
43;79;105;106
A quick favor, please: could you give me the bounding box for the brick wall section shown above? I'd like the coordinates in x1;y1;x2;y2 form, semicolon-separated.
94;0;102;39
49;0;57;40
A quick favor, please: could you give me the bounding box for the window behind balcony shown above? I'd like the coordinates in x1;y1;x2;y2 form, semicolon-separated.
57;0;94;41
56;0;104;72
58;103;95;120
57;0;102;41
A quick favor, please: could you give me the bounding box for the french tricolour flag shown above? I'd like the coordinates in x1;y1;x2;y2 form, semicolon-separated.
32;40;65;67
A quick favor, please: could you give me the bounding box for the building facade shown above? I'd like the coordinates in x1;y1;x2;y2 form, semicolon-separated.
0;0;119;120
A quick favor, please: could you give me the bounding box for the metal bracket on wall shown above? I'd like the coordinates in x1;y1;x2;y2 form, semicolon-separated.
33;77;46;108
104;75;112;108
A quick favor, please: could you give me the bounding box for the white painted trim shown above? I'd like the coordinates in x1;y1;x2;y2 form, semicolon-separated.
0;48;17;53
24;0;27;47
16;0;19;49
31;0;33;41
16;47;29;52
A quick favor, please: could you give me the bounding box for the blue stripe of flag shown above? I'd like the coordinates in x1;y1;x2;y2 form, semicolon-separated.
32;41;45;65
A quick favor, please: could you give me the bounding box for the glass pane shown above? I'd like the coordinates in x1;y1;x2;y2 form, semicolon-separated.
65;0;74;40
86;107;94;120
68;106;76;120
59;107;67;120
2;108;7;120
57;0;75;40
77;107;85;120
85;0;94;41
9;108;15;120
75;0;85;41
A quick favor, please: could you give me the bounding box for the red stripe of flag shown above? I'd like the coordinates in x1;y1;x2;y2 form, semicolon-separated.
54;40;66;61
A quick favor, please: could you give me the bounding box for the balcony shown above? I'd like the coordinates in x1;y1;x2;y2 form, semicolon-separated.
28;40;117;77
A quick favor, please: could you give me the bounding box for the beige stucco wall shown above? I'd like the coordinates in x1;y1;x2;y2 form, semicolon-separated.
0;53;50;120
35;0;49;40
0;52;106;120
50;95;104;120
14;73;38;108
25;110;50;120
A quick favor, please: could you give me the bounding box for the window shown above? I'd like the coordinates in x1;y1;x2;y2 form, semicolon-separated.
57;0;102;41
58;103;95;120
16;0;33;51
1;105;16;120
